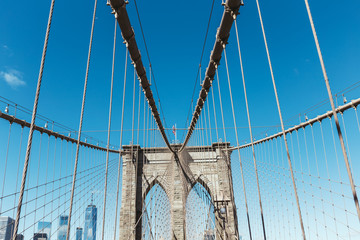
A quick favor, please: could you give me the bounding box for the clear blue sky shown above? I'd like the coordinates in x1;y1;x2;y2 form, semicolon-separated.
1;0;360;239
1;0;360;144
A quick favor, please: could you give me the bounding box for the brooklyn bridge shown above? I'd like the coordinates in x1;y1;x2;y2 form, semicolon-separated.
0;0;359;239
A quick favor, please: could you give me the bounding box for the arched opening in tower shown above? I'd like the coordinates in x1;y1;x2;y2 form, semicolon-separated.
186;182;216;239
141;183;171;240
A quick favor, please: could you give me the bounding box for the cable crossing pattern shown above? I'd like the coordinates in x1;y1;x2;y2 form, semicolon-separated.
0;0;359;240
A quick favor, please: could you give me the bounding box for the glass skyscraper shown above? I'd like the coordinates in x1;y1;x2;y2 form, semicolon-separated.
76;228;82;240
83;202;97;240
0;216;14;240
57;216;68;240
38;221;51;240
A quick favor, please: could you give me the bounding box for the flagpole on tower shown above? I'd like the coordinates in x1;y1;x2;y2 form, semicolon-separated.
172;124;177;144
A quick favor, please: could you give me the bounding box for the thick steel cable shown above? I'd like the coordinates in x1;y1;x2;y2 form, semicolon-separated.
319;121;340;238
50;137;58;230
233;19;268;239
12;126;24;217
129;66;136;229
254;0;306;238
182;0;216;142
180;0;242;151
41;157;116;240
66;0;97;238
127;168;171;240
131;67;136;146
216;70;227;143
304;0;360;222
329;118;352;238
310;124;329;237
142;89;146;164
133;0;170;137
137;82;141;145
32;133;43;235
109;0;173;152
12;0;55;239
215;66;240;238
203;106;209;146
41;128;51;230
101;18;117;240
223;49;253;240
113;47;128;240
211;87;219;142
206;94;213;144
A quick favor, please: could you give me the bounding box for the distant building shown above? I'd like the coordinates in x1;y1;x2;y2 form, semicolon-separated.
0;216;14;240
15;234;24;240
203;229;215;240
57;216;68;240
76;228;83;240
38;222;52;240
83;200;97;240
33;233;47;240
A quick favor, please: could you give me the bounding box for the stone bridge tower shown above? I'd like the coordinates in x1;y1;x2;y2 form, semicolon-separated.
119;142;239;240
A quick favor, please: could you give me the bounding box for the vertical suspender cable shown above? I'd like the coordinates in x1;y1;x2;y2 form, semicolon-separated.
304;0;360;221
206;92;212;143
254;0;306;238
132;67;136;146
66;0;97;239
211;87;219;142
130;65;136;232
233;19;267;239
113;47;128;240
101;18;117;240
216;70;227;143
13;126;24;217
137;83;141;145
223;50;253;240
12;1;55;239
0;124;12;213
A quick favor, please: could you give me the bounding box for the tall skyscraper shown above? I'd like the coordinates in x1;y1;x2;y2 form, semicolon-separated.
83;198;97;240
76;228;82;240
57;216;68;240
0;216;14;240
38;222;52;240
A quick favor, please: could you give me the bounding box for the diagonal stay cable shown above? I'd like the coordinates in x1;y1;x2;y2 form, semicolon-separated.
133;0;170;134
108;0;174;153
182;0;216;142
234;17;267;239
67;0;98;239
12;0;55;239
179;0;243;152
101;18;117;240
304;0;360;222
255;0;306;238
